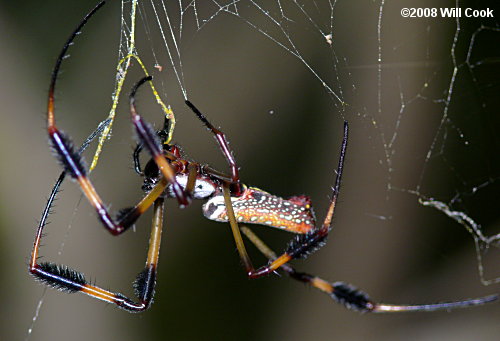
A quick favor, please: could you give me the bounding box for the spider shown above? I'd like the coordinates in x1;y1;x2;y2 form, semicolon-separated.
30;1;498;313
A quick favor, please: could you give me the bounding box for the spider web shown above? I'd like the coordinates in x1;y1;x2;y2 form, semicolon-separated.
93;0;499;282
26;0;499;340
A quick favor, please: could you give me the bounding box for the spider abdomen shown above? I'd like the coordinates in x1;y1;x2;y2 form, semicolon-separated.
202;187;316;233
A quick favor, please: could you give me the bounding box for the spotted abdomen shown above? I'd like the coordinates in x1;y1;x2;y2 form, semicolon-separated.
202;187;316;234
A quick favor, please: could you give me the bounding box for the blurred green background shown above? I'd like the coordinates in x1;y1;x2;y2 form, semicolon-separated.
0;1;498;340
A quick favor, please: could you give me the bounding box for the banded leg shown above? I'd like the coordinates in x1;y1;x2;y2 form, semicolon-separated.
240;226;499;313
31;115;167;311
30;196;166;312
45;1;155;235
220;122;348;278
49;101;168;237
133;115;173;176
249;121;349;278
30;114;112;276
185;100;243;195
129;79;202;202
45;2;184;237
30;176;168;274
130;77;191;207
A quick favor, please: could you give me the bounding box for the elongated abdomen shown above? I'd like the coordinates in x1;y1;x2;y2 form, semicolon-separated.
202;187;316;233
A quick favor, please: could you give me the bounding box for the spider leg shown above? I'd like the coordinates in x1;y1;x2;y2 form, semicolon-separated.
133;143;144;175
45;1;156;235
31;117;167;311
48;107;168;235
219;122;348;278
30;115;112;270
185;100;242;195
129;82;201;201
30;176;168;272
45;2;184;237
184;162;201;195
130;77;191;207
240;226;499;313
249;121;348;278
133;115;172;176
30;196;165;312
222;183;255;274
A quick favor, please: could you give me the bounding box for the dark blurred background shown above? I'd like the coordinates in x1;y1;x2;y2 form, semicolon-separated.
0;1;498;340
